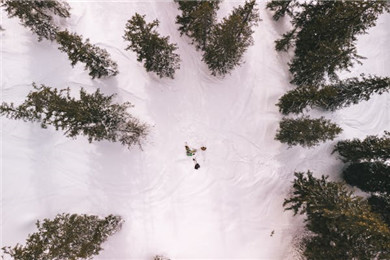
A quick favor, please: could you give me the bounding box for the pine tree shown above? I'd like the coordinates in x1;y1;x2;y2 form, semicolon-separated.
154;255;171;260
277;75;390;114
0;83;148;148
369;194;390;227
203;0;260;76
123;13;181;79
276;85;318;115
2;213;122;260
333;132;390;162
275;116;342;148
284;171;390;259
2;0;70;41
266;0;296;21
316;75;390;111
343;162;390;194
269;1;390;86
175;0;220;51
2;1;118;79
56;30;118;79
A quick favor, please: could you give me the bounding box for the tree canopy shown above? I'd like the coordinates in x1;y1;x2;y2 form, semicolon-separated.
268;0;390;86
285;171;390;259
124;13;181;78
2;214;123;260
0;84;148;148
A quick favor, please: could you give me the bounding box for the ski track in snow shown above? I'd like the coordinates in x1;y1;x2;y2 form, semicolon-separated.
1;1;389;259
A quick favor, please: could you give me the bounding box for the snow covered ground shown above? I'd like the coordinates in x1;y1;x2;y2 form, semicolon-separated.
1;1;389;259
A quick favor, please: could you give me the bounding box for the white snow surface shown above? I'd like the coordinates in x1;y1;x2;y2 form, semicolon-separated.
1;1;389;259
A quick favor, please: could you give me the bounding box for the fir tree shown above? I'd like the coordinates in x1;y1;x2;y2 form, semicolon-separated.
56;30;118;79
175;0;220;51
284;171;390;259
369;194;390;227
316;75;390;111
2;1;118;79
275;116;342;148
266;0;296;21
154;255;171;260
269;1;390;86
203;0;260;76
277;75;390;114
2;213;123;260
0;83;148;148
333;131;390;162
276;85;318;115
2;0;70;41
343;162;390;194
123;13;181;79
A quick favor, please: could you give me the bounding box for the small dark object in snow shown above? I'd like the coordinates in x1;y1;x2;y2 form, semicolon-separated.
193;158;200;170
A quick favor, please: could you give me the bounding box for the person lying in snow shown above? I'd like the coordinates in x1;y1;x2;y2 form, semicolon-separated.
185;143;206;170
185;144;197;156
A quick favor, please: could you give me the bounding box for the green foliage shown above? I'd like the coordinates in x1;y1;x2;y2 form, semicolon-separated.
2;1;118;79
203;0;260;76
277;85;318;115
275;116;342;147
266;0;296;21
333;131;390;163
284;171;390;259
2;0;70;41
123;13;181;79
175;0;220;51
270;0;390;86
343;162;390;194
154;255;171;260
369;194;390;227
334;132;390;235
2;213;122;260
56;30;118;79
277;75;390;114
316;75;390;111
0;83;148;148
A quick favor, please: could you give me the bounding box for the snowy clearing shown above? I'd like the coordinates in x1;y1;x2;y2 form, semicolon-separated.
1;1;389;259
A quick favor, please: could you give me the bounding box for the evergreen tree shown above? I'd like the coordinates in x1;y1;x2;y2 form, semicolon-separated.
266;0;296;21
276;85;318;115
0;83;148;148
2;213;122;260
277;75;390;114
2;0;70;41
2;1;118;79
275;116;342;148
269;1;390;86
56;30;118;79
316;75;390;111
175;0;220;51
369;194;390;227
343;162;390;194
284;171;390;259
123;13;181;79
333;132;390;162
154;255;171;260
203;0;260;76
